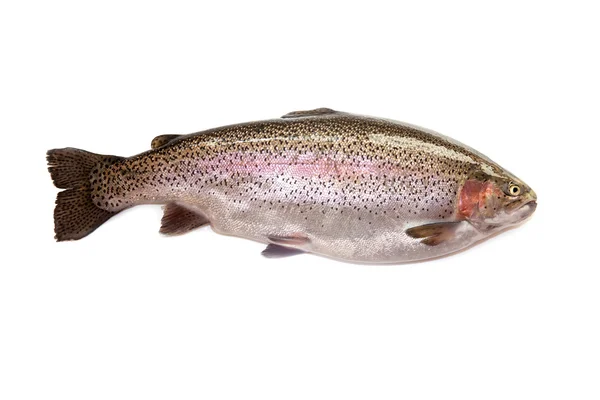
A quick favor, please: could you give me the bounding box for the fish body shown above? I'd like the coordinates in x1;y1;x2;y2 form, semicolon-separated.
47;108;536;263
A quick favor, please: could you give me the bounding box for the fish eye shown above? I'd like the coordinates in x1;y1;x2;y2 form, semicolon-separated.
508;184;521;196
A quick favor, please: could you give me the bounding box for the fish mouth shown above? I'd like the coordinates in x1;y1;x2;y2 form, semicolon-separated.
516;200;537;221
476;200;537;232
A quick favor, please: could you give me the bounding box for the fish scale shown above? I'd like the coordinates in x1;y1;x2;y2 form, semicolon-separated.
47;108;536;263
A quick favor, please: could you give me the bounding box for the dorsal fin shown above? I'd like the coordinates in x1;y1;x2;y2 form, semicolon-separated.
281;108;337;119
151;134;182;149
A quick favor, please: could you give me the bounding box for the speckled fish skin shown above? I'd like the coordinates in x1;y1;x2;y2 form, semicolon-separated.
47;108;537;263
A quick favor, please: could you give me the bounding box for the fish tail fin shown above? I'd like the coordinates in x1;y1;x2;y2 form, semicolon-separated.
47;147;124;241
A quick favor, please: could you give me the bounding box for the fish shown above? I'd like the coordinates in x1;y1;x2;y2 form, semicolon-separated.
47;108;537;263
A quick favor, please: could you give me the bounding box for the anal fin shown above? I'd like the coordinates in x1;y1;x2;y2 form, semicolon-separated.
160;203;209;235
405;221;462;247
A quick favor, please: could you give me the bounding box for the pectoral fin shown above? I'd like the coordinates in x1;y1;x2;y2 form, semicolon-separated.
160;203;209;235
405;222;462;246
281;108;337;119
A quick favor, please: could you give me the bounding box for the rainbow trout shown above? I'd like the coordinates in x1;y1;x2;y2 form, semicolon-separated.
47;108;536;263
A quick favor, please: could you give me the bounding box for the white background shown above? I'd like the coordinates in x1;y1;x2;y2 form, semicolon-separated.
1;1;598;399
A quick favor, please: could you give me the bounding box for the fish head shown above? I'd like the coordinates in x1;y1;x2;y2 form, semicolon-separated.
459;170;537;232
